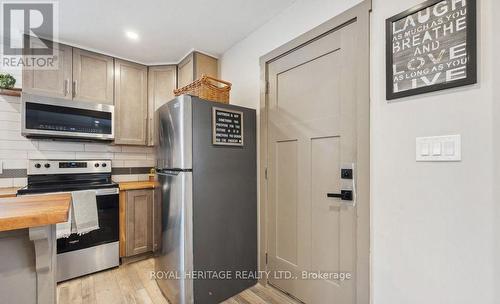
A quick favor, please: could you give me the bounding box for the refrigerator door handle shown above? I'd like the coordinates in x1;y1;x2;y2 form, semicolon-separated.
156;170;181;176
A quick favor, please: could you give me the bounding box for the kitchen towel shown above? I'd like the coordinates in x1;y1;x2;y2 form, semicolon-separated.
56;190;99;239
56;203;74;239
71;190;100;235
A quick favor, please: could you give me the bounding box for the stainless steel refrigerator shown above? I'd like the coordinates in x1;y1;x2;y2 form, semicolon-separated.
154;95;257;304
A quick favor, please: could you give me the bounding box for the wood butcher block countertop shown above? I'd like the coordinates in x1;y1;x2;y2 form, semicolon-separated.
0;193;71;232
0;187;19;198
118;181;157;191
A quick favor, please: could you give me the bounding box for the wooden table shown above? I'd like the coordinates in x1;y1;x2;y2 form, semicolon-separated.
0;187;19;199
0;193;71;232
0;193;71;304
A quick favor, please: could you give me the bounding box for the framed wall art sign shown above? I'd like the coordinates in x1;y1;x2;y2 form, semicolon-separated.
212;107;244;146
386;0;477;100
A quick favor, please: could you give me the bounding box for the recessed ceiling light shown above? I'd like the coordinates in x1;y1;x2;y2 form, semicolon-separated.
125;31;139;40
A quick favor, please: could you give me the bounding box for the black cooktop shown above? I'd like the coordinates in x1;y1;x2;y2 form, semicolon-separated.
17;181;118;195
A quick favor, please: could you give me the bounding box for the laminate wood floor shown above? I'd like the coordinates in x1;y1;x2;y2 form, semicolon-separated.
57;258;301;304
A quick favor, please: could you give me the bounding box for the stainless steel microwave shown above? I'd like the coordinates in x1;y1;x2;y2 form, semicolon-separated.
21;93;114;141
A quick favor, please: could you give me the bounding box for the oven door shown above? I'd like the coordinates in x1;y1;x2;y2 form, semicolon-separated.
57;187;119;254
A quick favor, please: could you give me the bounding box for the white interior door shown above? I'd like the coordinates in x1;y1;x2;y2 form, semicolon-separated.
267;21;359;304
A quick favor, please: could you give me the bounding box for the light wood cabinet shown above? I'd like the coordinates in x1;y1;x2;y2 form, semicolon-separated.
114;59;148;145
147;65;177;146
177;53;194;89
23;42;73;99
125;189;153;256
23;44;114;105
22;38;219;148
72;49;114;104
120;187;160;258
177;51;218;88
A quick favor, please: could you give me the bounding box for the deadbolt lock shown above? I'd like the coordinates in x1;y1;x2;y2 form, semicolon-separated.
326;163;356;204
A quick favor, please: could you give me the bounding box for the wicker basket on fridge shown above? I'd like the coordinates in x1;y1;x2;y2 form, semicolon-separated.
174;75;231;104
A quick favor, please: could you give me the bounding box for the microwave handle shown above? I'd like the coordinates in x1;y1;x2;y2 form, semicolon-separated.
64;79;69;96
73;80;78;98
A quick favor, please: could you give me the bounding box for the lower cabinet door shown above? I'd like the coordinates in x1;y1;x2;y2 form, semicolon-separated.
125;189;153;256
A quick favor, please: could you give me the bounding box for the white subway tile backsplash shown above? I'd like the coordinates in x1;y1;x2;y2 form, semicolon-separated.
0;150;28;160
123;159;155;167
121;146;155;153
13;178;27;187
0;95;21;104
75;152;114;159
136;174;150;181
111;160;125;167
0;140;38;150
0;101;20;113
0;178;13;187
112;175;139;182
0;111;21;122
0;96;156;180
0;121;20;131
84;143;122;153
28;151;77;159
0;130;28;141
113;152;150;160
38;141;85;152
3;159;27;169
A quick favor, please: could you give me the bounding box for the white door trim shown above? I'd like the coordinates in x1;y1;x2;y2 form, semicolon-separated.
258;1;371;303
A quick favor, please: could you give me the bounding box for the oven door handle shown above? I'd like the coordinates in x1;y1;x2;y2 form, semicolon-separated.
95;188;119;196
20;188;119;197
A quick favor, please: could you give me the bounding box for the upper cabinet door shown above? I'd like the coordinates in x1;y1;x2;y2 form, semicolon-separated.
147;65;177;146
72;49;114;104
23;42;73;99
114;59;148;145
177;52;218;89
177;53;194;89
193;52;218;80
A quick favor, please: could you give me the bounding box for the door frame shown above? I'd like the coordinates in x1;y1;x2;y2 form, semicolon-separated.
258;1;371;303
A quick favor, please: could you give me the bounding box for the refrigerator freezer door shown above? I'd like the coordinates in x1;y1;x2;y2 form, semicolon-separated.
156;95;192;170
155;170;193;304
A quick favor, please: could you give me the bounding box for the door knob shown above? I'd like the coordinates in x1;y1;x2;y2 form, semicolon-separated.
326;164;356;204
327;190;353;201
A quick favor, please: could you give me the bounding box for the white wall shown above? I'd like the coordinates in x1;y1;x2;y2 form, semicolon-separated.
493;0;500;299
220;0;363;109
371;0;494;303
220;0;496;303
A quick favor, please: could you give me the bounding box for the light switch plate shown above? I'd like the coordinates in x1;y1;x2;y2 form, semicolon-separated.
0;160;3;174
416;135;461;162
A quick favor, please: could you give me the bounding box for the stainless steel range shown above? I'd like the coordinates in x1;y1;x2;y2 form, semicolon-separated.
17;159;120;282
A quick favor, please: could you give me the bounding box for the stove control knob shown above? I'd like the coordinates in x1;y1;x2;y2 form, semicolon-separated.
95;163;100;168
44;163;51;168
35;163;41;169
101;163;107;168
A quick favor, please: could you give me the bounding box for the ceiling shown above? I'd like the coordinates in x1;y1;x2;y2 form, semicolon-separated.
53;0;296;65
